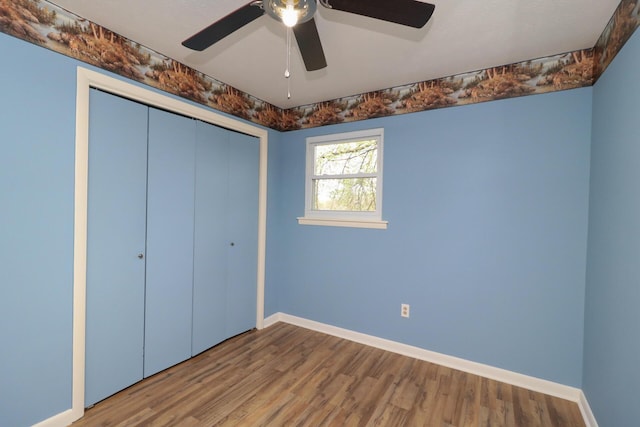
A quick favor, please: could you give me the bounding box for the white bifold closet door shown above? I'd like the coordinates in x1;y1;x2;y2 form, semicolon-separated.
85;89;259;407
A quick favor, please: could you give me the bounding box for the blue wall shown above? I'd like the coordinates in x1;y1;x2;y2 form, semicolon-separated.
0;33;76;427
584;30;640;426
269;89;592;387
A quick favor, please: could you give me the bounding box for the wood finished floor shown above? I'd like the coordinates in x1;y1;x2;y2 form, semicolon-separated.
72;323;585;427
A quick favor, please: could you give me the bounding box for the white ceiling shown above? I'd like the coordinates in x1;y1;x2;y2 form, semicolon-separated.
50;0;621;109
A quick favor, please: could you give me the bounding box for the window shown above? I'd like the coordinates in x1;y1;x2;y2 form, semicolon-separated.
298;128;387;229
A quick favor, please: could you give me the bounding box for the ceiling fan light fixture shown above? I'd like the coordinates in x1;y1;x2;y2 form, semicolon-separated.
264;0;317;27
282;4;298;27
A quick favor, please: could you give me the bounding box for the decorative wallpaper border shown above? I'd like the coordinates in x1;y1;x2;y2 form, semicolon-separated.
594;0;640;83
1;0;638;132
286;49;595;130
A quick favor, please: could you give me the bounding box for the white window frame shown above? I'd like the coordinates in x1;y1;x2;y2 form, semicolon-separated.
298;128;388;229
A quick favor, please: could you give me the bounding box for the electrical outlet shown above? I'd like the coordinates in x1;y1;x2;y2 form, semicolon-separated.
401;303;410;318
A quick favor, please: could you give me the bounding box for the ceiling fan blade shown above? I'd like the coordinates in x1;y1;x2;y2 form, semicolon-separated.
293;18;327;71
182;2;264;51
324;0;435;28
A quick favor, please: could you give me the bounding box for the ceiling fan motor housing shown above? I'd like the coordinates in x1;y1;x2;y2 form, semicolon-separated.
263;0;317;25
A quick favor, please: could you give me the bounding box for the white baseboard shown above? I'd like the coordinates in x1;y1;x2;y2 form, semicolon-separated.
578;390;599;427
264;312;590;412
263;312;282;328
31;408;81;427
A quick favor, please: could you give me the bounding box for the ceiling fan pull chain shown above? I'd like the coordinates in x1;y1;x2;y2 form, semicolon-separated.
285;26;292;99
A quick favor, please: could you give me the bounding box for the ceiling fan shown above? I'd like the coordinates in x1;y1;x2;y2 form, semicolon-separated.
182;0;436;72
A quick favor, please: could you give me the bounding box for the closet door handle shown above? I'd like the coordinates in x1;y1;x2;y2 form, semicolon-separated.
137;253;144;259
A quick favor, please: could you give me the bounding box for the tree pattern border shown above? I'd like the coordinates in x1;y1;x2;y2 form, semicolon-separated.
0;0;637;132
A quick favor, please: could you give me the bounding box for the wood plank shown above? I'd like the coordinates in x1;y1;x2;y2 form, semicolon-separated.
73;323;586;427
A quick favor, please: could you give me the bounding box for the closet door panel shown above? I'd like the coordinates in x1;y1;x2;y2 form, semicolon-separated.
144;108;196;377
192;121;229;355
86;90;148;406
226;132;259;337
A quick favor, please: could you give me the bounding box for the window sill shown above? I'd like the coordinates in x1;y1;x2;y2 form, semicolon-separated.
297;217;388;229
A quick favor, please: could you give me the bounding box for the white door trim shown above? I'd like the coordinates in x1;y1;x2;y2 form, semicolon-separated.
63;67;268;426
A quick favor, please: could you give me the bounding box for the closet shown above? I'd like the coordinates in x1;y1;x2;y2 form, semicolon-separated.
84;89;258;407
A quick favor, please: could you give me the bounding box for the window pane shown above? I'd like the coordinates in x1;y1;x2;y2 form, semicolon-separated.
314;140;377;176
313;178;377;211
